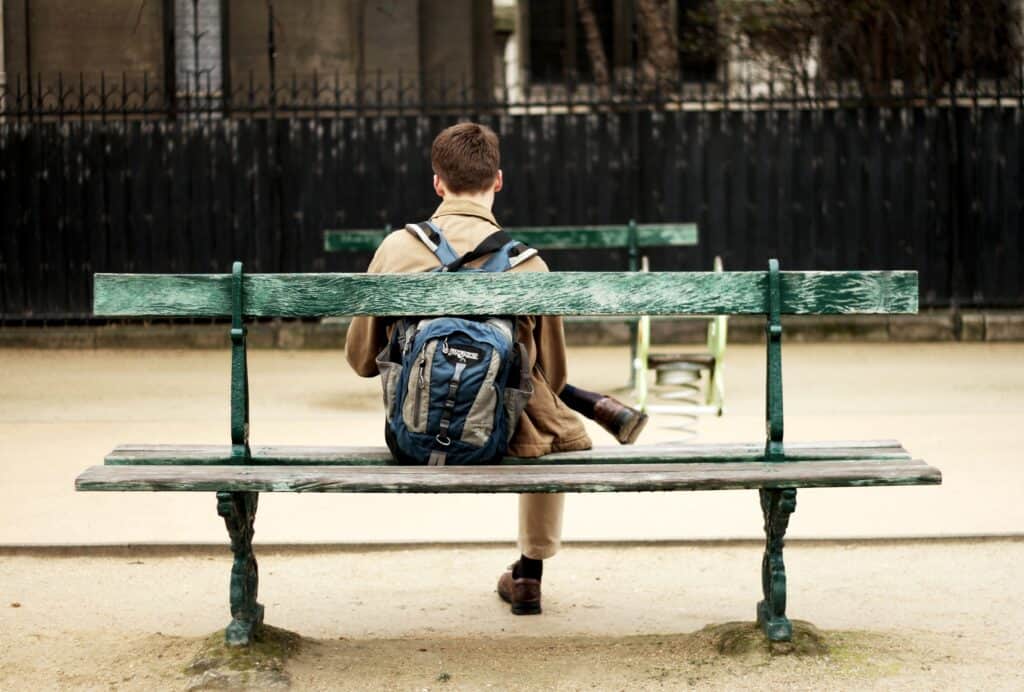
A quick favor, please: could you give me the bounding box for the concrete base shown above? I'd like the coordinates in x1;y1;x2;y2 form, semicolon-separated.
984;311;1024;341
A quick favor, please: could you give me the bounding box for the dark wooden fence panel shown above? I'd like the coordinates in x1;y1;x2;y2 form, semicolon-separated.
1;104;1022;320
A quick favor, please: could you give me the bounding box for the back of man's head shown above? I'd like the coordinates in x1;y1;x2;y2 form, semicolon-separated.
431;122;500;194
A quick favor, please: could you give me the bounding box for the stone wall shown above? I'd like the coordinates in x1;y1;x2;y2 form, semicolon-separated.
3;0;493;97
228;0;358;80
4;0;164;80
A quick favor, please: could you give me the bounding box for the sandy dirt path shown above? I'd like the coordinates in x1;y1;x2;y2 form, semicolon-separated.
1;343;1022;544
1;540;1022;690
2;343;1023;688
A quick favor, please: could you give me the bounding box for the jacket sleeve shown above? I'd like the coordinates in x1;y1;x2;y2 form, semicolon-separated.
344;247;390;378
344;315;387;377
532;315;570;394
515;255;570;394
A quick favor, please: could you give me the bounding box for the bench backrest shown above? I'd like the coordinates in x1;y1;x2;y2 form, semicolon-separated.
323;222;698;255
93;262;917;465
94;269;917;318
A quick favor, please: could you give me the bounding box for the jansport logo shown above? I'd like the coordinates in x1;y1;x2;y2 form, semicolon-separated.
442;341;482;363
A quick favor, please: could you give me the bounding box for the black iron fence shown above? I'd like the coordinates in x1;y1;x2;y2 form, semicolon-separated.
1;72;1022;320
4;66;1024;119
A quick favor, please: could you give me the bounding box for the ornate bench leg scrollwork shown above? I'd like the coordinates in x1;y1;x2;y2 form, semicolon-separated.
217;491;264;646
757;487;797;642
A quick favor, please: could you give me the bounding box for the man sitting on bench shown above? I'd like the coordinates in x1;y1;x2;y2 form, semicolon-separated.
344;122;647;615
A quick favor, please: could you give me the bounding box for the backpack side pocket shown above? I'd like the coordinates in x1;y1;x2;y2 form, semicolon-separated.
375;347;403;419
460;348;503;447
502;342;534;442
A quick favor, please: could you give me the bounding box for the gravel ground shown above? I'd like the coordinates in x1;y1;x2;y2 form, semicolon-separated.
2;342;1022;689
1;540;1022;690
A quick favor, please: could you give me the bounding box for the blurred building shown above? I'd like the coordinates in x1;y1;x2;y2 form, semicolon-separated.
497;0;717;92
0;1;495;102
4;1;1022;105
497;0;1024;100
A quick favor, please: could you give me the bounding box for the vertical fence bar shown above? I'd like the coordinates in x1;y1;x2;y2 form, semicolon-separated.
945;0;962;306
23;0;33;116
220;0;231;117
267;0;276;117
162;0;176;119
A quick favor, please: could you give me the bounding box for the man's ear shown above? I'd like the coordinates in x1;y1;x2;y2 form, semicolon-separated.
433;174;445;198
493;169;503;193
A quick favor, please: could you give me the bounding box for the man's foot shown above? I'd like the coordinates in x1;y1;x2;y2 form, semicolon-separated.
593;396;649;444
497;561;542;615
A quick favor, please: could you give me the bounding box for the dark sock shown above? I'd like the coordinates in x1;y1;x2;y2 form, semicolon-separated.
558;384;603;420
514;555;543;580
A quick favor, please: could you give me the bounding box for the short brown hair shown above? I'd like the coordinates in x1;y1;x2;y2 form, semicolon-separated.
431;122;500;194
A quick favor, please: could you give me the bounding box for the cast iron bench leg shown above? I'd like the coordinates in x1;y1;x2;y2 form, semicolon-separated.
217;491;264;646
757;487;797;641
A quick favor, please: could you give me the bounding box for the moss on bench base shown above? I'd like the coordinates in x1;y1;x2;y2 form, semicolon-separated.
185;625;302;689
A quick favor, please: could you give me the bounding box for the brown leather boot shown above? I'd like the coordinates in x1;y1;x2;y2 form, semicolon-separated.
497;562;542;615
592;396;649;444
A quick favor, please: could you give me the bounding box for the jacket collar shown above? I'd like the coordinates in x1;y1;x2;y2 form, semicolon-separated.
431;198;501;229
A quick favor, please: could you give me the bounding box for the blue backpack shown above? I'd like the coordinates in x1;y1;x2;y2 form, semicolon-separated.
377;221;538;465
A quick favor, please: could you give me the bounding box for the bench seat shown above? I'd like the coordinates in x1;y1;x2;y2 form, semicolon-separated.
102;439;914;465
77;458;938;493
78;441;939;493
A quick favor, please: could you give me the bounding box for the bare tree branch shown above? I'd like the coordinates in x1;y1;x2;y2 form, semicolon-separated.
576;0;611;96
694;0;1022;102
635;0;679;93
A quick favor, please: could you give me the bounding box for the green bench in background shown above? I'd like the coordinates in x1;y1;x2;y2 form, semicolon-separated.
323;220;698;261
326;221;723;408
77;261;940;647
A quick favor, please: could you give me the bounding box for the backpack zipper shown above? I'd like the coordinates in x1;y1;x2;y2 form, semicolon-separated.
413;354;427;428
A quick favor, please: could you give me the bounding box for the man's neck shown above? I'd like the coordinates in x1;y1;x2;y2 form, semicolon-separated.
441;191;494;211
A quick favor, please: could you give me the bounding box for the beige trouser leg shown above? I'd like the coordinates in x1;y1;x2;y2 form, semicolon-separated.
518;493;564;560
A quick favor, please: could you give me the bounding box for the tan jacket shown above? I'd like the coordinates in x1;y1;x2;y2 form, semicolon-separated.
344;198;592;457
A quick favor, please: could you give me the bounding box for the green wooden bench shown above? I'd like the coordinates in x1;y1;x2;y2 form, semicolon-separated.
323;221;698;261
76;261;940;647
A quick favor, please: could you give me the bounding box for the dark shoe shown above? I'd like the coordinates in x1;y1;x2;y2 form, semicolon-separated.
497;562;542;615
593;396;649;444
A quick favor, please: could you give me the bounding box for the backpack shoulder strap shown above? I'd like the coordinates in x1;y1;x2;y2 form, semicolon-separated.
404;220;460;267
479;240;539;273
442;232;539;273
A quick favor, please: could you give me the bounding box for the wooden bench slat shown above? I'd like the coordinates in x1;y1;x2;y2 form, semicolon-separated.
104;441;912;466
76;459;941;493
93;271;918;318
322;224;699;253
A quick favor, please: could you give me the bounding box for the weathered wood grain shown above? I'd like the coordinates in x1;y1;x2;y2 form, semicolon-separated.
76;459;942;493
323;224;699;253
93;270;918;317
104;441;912;466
